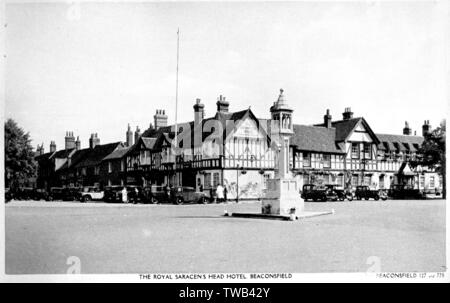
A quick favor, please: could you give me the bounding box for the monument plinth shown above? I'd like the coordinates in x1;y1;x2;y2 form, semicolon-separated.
227;89;333;221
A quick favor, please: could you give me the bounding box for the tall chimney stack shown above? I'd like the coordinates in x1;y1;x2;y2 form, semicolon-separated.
324;109;332;128
422;120;431;137
342;107;354;120
50;141;57;153
135;126;141;144
154;109;168;130
75;136;81;150
403;121;412;135
193;98;205;126
65;131;76;150
126;124;133;147
89;133;100;149
216;95;229;113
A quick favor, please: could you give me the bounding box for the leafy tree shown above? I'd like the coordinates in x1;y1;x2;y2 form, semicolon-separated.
412;120;446;198
4;119;37;189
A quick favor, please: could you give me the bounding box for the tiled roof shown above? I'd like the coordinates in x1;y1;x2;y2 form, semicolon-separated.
74;142;123;168
330;118;362;142
376;134;423;152
102;147;130;161
51;148;75;159
35;151;54;161
291;125;345;154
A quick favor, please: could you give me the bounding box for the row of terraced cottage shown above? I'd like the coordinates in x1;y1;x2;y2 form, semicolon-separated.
35;90;442;200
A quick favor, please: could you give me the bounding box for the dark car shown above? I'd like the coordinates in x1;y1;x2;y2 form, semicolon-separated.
33;189;50;201
355;185;387;201
47;187;65;201
61;187;82;201
103;186;123;203
389;184;425;200
137;185;168;204
301;184;338;202
13;187;35;200
170;186;208;205
325;185;353;201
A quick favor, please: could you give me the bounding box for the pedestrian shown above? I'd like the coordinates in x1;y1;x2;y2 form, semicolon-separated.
121;187;128;203
216;184;224;203
223;186;228;202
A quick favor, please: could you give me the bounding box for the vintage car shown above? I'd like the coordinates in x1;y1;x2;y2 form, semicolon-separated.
103;186;123;202
301;184;338;202
325;185;353;201
47;187;65;201
355;185;388;201
169;186;208;205
389;184;426;200
80;187;104;202
137;185;168;204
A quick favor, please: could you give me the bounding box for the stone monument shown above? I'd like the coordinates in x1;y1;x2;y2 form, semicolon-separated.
261;89;305;216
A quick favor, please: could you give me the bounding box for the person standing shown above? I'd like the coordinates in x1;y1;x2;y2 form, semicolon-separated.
223;186;228;202
216;184;224;203
121;187;128;203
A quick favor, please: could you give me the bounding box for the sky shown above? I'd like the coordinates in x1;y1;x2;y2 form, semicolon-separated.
4;0;449;151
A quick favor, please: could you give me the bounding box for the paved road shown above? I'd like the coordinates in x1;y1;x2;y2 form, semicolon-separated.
5;199;446;274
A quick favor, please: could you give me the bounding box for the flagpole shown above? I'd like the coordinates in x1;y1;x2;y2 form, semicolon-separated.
174;28;180;186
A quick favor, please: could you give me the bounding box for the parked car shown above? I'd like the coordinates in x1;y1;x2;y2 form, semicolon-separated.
137;185;168;204
169;186;208;205
33;189;50;201
61;187;82;201
389;184;425;200
103;186;123;203
80;187;104;202
127;186;144;203
325;185;353;201
47;187;65;201
355;185;387;201
301;184;338;202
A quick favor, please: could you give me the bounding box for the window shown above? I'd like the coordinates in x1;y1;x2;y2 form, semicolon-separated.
303;152;311;167
351;143;359;159
108;162;112;173
336;175;343;186
213;172;220;187
323;154;331;168
363;143;372;159
94;166;100;175
351;175;358;187
205;173;211;188
419;175;425;188
430;176;435;188
364;176;371;186
379;175;385;189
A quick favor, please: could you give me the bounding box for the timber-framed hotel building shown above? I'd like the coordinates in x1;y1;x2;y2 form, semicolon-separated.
36;89;442;200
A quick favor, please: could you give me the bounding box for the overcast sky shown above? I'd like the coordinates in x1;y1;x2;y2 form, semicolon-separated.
5;1;448;151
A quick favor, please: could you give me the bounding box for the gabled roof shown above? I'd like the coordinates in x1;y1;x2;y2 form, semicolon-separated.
291;124;345;154
102;147;130;161
330;117;380;144
35;151;54;161
74;142;123;168
51;148;75;159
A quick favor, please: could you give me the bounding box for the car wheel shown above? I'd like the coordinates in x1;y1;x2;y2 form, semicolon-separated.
321;196;327;202
82;195;91;202
200;197;207;204
339;197;345;201
374;195;380;201
356;196;361;200
176;197;183;205
381;197;387;201
364;197;369;200
151;197;158;204
347;196;353;201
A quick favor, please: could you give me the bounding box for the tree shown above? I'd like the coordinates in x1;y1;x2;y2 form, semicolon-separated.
411;120;446;198
4;119;37;189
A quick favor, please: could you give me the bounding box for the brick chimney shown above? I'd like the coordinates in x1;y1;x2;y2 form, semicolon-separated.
50;141;57;153
324;109;332;128
403;121;411;135
422;120;431;137
135;126;141;143
154;109;168;130
89;133;100;149
75;136;81;150
36;144;44;156
342;107;353;120
126;124;133;147
216;95;229;113
193;98;205;126
65;131;76;149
